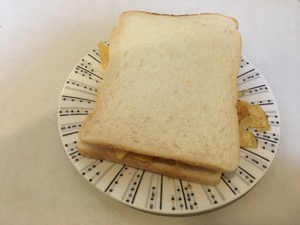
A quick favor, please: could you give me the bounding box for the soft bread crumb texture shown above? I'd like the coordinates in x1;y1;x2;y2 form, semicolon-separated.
80;12;241;171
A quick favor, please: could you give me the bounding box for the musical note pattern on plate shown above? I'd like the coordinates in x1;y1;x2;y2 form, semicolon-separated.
58;48;280;215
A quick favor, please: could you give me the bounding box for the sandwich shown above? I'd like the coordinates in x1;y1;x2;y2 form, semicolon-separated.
78;11;242;185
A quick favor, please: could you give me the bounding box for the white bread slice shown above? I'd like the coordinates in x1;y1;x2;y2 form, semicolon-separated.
77;141;222;185
79;11;241;172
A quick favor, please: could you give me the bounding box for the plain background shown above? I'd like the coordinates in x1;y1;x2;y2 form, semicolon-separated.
1;0;300;224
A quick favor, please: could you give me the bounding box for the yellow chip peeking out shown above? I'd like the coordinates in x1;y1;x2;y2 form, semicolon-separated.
239;131;258;148
98;42;109;69
237;100;270;148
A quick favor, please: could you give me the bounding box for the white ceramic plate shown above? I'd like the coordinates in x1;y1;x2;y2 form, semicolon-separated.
58;48;280;215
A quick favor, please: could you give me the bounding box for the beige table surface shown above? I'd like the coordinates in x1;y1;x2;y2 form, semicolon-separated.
1;0;300;224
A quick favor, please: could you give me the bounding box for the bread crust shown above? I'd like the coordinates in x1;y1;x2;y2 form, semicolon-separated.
119;11;238;29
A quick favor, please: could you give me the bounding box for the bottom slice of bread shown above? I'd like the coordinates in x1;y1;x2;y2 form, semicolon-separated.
77;141;222;186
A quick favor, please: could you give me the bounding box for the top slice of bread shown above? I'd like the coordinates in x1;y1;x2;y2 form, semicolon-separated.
79;11;241;171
